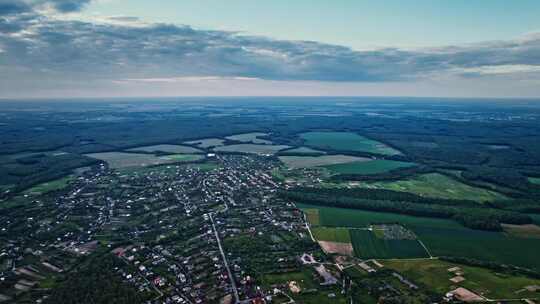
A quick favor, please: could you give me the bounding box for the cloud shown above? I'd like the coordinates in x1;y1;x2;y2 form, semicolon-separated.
0;6;540;97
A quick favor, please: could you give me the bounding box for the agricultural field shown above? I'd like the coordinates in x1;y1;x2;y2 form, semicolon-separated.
323;159;415;175
303;208;320;226
384;259;540;300
311;227;351;243
300;132;400;155
502;224;540;239
214;144;290;155
225;132;272;144
184;161;221;172
126;144;203;154
528;177;540;185
299;204;540;271
349;229;429;259
281;147;326;155
363;173;506;202
183;138;225;148
23;175;74;196
85;152;201;168
279;155;369;169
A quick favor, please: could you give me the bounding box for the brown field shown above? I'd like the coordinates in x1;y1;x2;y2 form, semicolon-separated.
502;224;540;239
318;241;354;256
303;208;320;226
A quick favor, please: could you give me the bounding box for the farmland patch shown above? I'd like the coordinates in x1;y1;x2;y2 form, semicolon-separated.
300;132;400;155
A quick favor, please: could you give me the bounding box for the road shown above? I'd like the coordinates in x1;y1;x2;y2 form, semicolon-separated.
209;212;240;303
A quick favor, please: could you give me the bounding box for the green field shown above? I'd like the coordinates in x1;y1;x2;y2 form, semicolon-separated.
300;132;400;155
384;259;540;300
349;229;428;259
184;138;225;148
299;204;540;271
311;227;351;243
280;147;326;155
127;144;203;154
279;155;369;169
214;144;290;155
24;175;74;195
363;173;506;202
324;159;415;175
528;177;540;185
225;132;272;144
160;154;204;162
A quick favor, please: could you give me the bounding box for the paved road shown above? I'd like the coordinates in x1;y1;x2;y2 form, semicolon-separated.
209;213;240;303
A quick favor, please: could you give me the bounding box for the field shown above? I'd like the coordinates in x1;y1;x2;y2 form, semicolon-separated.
363;173;506;202
281;147;326;155
225;132;272;144
86;152;201;168
303;208;320;226
279;155;369;169
501;224;540;239
184;161;221;172
159;154;204;162
528;177;540;185
300;132;400;155
311;227;351;243
299;204;540;271
183;138;226;148
349;230;428;259
214;144;290;155
384;259;540;300
23;175;74;195
127;144;202;154
323;159;415;175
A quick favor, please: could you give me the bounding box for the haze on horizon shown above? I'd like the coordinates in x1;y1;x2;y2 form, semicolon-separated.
1;0;540;99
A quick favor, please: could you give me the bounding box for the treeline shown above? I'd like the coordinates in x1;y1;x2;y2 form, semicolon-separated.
281;188;532;231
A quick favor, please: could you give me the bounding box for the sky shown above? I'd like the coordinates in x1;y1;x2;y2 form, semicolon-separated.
1;0;540;98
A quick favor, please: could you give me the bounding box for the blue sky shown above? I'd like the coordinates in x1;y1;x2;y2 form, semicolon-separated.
1;0;540;98
84;0;540;49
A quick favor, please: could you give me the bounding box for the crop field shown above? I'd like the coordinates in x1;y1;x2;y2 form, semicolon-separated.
300;132;400;155
528;177;540;185
279;155;369;169
214;144;290;155
349;230;428;259
502;224;540;239
225;132;272;144
299;204;540;271
127;144;203;154
311;227;351;243
184;138;225;148
86;152;186;168
303;208;320;226
23;175;74;196
159;154;204;162
323;159;415;175
363;173;506;202
281;147;326;155
384;259;540;300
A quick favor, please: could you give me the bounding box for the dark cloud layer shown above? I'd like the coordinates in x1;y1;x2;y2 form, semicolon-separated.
1;4;540;91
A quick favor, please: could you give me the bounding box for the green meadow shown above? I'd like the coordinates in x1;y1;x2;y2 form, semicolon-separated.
300;132;400;155
350;229;428;259
311;227;351;243
324;159;415;175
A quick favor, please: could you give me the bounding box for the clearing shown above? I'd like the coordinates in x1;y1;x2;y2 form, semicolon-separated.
300;132;400;155
279;155;369;169
184;138;225;148
323;159;415;175
214;144;290;155
126;144;203;154
362;173;506;202
225;132;272;144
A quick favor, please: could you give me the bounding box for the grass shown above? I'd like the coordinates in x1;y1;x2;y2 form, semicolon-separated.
127;144;203;154
363;173;506;202
311;227;351;243
279;155;369;169
185;162;220;172
160;154;204;162
299;204;540;271
384;259;540;300
324;159;415;175
349;229;428;259
303;208;320;226
300;132;400;155
281;147;326;155
528;177;540;185
183;138;225;148
24;175;73;195
214;144;290;155
225;132;272;144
